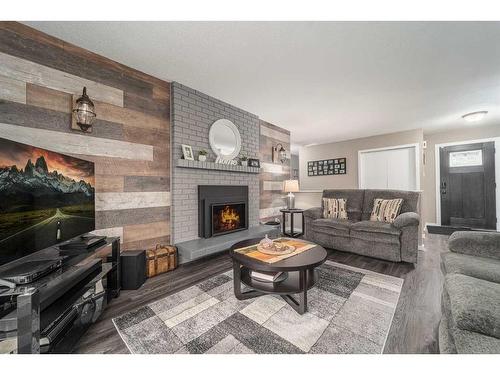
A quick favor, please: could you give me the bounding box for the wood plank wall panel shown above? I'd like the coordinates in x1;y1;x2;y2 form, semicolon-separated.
94;175;124;193
0;122;154;161
95;192;171;211
0;51;124;106
0;23;158;100
0;101;126;142
0;74;26;103
0;22;171;251
259;120;291;220
124;176;170;192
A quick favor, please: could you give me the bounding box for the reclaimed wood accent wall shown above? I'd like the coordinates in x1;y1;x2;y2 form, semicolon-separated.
259;120;291;220
0;22;171;250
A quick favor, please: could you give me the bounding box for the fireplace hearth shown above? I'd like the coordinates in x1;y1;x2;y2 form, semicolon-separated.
199;185;249;238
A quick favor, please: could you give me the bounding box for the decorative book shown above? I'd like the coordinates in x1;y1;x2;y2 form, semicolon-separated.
249;270;283;283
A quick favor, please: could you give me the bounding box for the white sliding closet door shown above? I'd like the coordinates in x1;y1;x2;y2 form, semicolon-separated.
359;144;419;190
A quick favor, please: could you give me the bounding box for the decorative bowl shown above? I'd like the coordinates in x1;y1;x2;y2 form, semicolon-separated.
257;242;295;255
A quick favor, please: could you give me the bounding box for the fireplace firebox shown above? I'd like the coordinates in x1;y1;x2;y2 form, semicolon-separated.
198;186;249;238
212;202;246;236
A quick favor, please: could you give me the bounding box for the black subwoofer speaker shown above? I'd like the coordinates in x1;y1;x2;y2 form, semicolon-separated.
120;250;146;290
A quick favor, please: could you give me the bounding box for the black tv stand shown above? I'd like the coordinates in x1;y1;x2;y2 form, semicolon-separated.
0;236;121;354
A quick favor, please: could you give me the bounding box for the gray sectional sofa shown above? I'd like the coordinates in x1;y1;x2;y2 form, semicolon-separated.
439;231;500;353
303;189;420;263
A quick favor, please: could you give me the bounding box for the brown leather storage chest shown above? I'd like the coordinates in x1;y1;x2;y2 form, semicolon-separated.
146;244;177;277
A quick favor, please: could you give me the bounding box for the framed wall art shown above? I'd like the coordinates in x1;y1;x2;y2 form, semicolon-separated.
307;158;346;176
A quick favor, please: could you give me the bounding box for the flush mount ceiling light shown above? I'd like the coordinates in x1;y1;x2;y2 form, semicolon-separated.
462;111;488;123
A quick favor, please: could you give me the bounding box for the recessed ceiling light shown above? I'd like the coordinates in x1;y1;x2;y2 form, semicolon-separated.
462;111;488;123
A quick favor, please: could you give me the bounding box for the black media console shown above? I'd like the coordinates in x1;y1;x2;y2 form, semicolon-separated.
0;236;120;354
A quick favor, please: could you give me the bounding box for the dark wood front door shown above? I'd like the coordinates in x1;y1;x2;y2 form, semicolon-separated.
440;142;496;229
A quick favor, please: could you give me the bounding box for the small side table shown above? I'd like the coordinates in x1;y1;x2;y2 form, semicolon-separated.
280;208;305;238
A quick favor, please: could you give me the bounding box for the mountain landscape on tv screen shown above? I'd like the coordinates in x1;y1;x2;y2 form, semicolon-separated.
0;138;95;266
0;155;94;210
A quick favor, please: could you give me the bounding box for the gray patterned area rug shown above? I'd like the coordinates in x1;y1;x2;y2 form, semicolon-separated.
113;260;403;354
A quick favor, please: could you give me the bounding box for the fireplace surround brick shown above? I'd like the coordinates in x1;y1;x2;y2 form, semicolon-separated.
171;82;260;243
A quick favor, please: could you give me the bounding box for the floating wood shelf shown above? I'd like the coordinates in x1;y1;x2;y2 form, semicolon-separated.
175;159;260;174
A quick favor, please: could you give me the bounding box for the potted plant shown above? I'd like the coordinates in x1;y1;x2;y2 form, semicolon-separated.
240;155;248;166
198;149;208;162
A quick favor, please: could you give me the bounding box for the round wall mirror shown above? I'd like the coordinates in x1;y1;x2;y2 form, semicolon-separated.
209;119;241;160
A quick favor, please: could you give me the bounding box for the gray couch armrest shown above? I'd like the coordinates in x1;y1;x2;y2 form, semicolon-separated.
303;207;322;220
393;212;420;229
448;231;500;261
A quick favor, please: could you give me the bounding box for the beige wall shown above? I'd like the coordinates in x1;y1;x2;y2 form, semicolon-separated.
299;128;424;191
423;123;500;227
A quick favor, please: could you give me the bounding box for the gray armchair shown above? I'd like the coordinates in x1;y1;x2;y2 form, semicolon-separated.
440;231;500;354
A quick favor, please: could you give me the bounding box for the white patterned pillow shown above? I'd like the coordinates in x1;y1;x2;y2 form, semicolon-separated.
370;198;403;223
322;198;348;219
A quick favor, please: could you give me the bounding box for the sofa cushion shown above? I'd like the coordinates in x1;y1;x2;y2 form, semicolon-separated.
322;189;364;221
311;218;352;238
446;274;500;339
322;198;348;219
453;325;500;354
370;198;403;223
351;220;401;235
350;221;400;245
442;286;500;353
441;251;500;284
448;231;500;261
361;189;419;221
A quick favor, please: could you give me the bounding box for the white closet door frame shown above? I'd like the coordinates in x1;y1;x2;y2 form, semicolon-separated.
358;143;421;191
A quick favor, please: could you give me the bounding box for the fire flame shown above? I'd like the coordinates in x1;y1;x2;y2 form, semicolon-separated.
213;205;242;233
220;206;240;226
215;206;240;232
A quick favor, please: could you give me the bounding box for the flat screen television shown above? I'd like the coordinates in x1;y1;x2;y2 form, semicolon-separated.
0;137;95;266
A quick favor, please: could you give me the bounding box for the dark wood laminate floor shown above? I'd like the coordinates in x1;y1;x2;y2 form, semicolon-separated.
74;234;448;354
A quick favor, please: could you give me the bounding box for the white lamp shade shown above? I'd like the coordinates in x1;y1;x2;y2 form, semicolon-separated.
283;179;299;193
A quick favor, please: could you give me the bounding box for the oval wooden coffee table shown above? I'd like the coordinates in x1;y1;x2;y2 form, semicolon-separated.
230;238;327;314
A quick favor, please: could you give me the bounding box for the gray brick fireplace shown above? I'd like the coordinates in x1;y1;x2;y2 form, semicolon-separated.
171;82;261;246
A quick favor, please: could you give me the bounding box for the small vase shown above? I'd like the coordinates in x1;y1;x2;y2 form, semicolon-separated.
198;155;207;162
241;160;248;167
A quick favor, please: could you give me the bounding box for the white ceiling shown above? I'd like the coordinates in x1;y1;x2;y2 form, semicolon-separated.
25;22;500;151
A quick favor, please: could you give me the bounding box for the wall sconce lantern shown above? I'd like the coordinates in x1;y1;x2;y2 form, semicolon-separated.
72;87;96;133
272;143;287;164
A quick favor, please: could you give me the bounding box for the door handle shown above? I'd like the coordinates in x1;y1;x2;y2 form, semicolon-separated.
441;181;447;195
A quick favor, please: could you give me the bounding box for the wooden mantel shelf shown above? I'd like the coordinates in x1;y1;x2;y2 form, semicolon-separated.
175;159;260;174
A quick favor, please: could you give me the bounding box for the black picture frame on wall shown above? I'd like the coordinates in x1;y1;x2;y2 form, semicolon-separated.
307;158;346;176
248;158;260;168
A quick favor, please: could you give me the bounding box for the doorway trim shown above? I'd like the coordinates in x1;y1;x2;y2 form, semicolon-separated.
434;137;500;231
358;143;421;191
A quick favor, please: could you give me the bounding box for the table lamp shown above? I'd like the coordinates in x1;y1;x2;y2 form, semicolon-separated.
283;180;299;209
